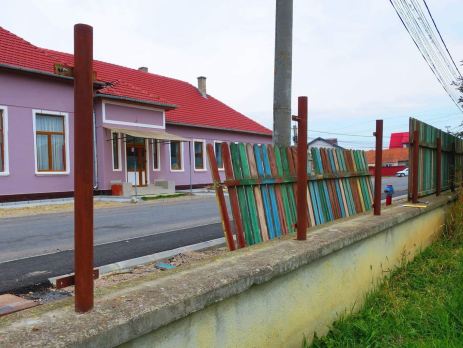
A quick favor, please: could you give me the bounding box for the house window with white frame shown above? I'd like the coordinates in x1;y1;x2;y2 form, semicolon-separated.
112;132;121;171
0;110;4;173
170;141;183;171
214;141;224;170
152;139;160;170
35;113;67;172
194;140;206;170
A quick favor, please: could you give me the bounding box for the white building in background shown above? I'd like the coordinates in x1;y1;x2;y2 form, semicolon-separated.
308;137;344;150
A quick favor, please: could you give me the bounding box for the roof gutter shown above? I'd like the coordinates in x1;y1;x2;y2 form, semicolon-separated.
95;93;177;110
166;121;273;137
0;63;106;87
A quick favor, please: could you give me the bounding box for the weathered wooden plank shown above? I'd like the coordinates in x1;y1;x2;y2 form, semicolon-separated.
267;144;288;235
254;144;276;240
222;143;246;248
238;143;262;244
273;146;294;234
230;143;254;245
246;144;268;242
206;144;235;251
261;144;282;237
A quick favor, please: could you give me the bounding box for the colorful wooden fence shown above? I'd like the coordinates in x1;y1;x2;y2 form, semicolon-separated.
409;118;463;199
207;143;373;250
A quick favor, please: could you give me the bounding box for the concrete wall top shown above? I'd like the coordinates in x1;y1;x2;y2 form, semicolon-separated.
0;194;455;347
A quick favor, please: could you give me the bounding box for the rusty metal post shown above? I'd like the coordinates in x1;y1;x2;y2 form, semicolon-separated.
451;142;456;192
412;128;419;203
373;120;383;215
293;96;308;240
436;137;441;196
74;24;94;313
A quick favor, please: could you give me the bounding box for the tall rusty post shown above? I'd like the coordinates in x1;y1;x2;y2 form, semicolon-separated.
412;128;419;203
74;24;94;313
373;120;383;215
293;96;308;240
436;137;441;196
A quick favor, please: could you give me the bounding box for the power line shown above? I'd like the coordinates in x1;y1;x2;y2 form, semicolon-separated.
308;129;373;138
389;0;463;112
422;0;462;78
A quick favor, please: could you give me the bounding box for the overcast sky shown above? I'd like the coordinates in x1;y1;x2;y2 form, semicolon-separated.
2;0;462;148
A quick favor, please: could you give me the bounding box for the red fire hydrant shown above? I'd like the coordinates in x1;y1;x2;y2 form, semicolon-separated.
384;184;394;206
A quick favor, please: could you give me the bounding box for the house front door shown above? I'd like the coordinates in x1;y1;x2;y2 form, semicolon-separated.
126;138;147;187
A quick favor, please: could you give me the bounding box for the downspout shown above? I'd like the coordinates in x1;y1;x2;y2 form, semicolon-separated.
93;110;98;190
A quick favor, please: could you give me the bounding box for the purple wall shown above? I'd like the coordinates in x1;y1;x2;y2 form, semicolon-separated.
0;71;272;198
103;102;164;128
0;71;75;196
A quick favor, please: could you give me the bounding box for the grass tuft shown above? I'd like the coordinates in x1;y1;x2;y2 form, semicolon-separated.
140;193;185;201
306;194;463;347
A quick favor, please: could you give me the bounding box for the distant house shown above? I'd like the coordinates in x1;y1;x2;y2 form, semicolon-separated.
308;137;344;150
389;132;409;149
365;148;409;176
0;27;272;202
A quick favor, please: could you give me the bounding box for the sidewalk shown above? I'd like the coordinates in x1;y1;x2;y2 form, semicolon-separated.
0;193;209;219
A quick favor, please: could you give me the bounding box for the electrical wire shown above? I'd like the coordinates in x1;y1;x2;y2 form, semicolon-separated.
422;0;462;78
389;0;463;112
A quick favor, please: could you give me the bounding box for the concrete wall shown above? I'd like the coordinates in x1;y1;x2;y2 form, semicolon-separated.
123;201;446;347
0;195;453;347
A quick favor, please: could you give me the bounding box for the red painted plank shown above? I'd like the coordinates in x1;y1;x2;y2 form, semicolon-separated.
222;143;246;249
207;144;236;250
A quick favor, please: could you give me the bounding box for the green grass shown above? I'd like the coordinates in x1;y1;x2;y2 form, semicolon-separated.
140;193;186;201
306;197;463;348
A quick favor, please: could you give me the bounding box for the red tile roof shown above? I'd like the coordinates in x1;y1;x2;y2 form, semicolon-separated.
365;148;409;165
389;132;409;149
0;27;272;135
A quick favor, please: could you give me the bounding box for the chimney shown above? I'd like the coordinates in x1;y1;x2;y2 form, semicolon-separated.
138;67;148;72
197;76;207;97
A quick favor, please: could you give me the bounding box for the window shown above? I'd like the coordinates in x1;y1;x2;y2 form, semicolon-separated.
112;132;121;171
194;140;206;170
0;110;4;173
152;140;160;171
35;113;67;172
214;141;224;170
170;141;183;171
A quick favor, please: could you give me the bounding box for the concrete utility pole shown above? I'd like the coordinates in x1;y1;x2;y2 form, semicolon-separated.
273;0;293;146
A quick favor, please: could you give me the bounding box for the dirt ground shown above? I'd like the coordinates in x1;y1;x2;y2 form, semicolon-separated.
0;201;130;219
18;247;229;305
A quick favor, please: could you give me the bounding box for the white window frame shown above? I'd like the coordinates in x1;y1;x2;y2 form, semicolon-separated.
0;105;9;176
169;140;184;172
32;109;70;175
111;131;122;171
214;140;224;171
193;139;207;172
152;139;161;171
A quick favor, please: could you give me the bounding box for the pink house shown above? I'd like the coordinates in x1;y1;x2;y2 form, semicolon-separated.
0;27;272;202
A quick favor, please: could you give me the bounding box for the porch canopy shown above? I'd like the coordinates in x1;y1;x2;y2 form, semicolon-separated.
103;125;187;142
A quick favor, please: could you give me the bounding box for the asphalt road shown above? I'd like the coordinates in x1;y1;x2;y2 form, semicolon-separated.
0;197;221;263
0;176;408;293
0;222;223;293
0;196;224;293
373;175;409;199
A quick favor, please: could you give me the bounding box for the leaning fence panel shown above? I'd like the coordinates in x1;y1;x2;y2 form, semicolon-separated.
208;143;373;250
